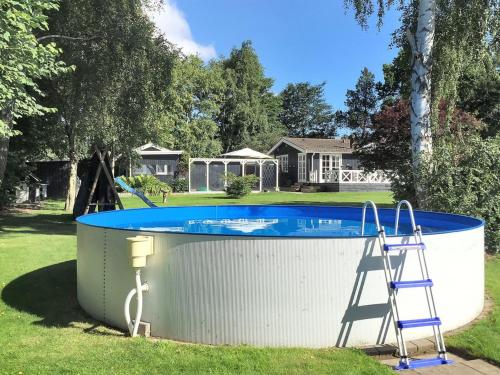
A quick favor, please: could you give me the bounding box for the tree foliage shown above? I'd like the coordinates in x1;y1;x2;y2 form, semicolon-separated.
356;99;499;251
279;82;336;138
163;55;224;158
338;67;378;140
37;0;177;210
41;0;174;160
0;0;69;135
217;41;285;153
422;134;500;252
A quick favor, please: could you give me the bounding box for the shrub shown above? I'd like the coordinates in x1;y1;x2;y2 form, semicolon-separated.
421;134;500;253
119;175;171;196
171;178;188;193
225;173;259;198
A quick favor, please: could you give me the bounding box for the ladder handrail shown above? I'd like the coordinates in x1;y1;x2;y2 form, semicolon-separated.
361;200;381;235
394;200;417;235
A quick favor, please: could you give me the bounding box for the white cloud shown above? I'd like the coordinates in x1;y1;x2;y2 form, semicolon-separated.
147;1;216;61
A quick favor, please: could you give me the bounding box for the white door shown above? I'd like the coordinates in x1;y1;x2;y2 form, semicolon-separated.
298;153;306;182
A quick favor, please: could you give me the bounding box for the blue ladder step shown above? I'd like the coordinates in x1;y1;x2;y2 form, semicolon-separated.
384;243;426;252
395;357;454;370
390;279;433;289
398;317;441;329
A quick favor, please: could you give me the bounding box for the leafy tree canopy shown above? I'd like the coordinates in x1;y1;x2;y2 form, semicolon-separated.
162;55;225;158
337;67;377;141
279;82;336;138
217;41;285;153
0;0;69;135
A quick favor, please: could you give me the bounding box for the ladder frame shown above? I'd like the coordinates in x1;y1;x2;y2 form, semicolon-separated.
361;200;449;369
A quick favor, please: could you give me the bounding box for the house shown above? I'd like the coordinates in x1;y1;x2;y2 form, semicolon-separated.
268;137;390;192
123;143;183;183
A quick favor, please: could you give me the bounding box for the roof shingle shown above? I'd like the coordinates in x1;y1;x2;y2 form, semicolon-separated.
275;137;353;153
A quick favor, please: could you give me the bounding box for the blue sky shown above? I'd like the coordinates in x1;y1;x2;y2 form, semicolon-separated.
149;1;402;110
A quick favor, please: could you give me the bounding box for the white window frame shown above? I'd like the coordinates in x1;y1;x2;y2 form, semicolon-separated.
277;155;288;173
319;153;342;182
298;153;306;182
155;164;170;175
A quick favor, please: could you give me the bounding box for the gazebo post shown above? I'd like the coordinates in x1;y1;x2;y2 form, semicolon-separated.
258;160;263;192
223;161;229;188
205;160;210;192
274;160;279;191
188;159;192;193
241;160;246;177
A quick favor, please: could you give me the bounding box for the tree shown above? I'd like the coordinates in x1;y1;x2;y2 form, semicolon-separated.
339;68;377;140
162;55;224;159
0;0;69;189
279;82;336;138
40;0;175;211
345;0;436;202
345;0;496;204
217;41;285;153
355;100;483;202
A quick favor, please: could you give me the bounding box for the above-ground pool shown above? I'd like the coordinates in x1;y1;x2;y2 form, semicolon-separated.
77;205;484;347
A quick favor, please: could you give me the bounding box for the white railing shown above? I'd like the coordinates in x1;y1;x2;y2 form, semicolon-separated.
310;169;390;184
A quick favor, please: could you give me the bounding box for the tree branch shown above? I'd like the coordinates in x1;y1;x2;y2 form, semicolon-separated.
37;34;99;42
406;29;418;52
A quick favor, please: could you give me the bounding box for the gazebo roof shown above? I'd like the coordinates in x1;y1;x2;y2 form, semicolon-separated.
221;148;272;159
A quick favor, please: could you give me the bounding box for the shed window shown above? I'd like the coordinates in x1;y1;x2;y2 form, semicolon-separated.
155;164;170;175
277;155;288;172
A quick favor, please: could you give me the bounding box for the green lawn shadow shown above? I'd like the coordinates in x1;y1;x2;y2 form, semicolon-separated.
1;260;120;336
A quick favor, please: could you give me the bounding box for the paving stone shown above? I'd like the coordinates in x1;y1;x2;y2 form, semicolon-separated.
412;362;482;375
410;338;435;353
462;360;500;375
380;353;500;375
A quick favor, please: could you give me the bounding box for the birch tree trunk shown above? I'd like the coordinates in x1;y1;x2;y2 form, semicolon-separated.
64;155;78;212
408;0;436;204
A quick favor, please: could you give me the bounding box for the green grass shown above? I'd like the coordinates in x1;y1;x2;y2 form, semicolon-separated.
120;191;395;209
447;256;500;365
1;192;497;373
0;192;396;375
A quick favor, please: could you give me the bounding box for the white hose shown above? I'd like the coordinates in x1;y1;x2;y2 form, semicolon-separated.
124;269;149;337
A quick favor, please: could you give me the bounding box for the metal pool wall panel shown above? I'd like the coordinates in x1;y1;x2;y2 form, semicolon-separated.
76;224;106;321
76;223;484;347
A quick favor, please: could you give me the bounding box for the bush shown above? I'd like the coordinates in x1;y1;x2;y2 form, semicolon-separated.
421;134;500;253
120;175;171;196
171;178;188;193
225;173;259;198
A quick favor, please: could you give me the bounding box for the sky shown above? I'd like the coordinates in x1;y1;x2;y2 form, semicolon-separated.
148;0;402;110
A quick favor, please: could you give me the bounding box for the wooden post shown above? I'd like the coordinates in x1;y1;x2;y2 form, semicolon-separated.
83;163;102;215
95;147;124;210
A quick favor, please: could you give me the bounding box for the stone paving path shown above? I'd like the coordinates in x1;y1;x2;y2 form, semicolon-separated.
381;353;500;374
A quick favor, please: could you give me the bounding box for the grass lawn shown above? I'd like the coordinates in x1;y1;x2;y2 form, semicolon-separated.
0;191;497;374
446;256;500;365
0;192;394;375
120;191;395;209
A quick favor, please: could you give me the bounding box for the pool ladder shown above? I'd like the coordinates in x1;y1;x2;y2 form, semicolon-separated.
361;200;453;371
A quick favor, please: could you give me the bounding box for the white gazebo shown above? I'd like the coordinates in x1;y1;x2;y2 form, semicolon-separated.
189;148;278;193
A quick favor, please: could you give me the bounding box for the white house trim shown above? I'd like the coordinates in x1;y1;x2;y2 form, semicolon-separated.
268;138;306;154
134;143;183;155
